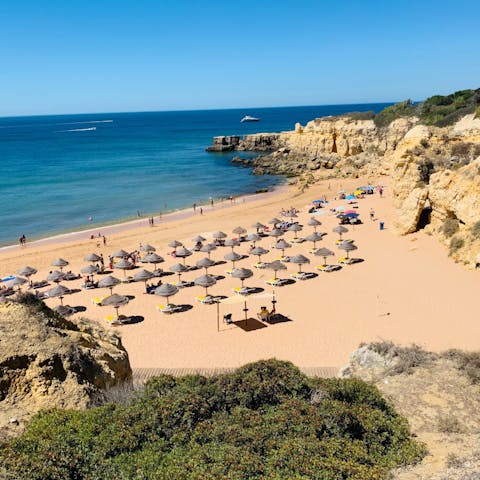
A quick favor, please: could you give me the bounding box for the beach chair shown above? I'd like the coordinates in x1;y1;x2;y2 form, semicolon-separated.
266;278;288;287
92;296;105;306
316;264;340;272
253;261;267;269
195;295;215;304
232;286;256;296
157;304;182;314
290;272;316;281
291;237;305;244
106;315;122;325
338;257;355;265
225;269;234;275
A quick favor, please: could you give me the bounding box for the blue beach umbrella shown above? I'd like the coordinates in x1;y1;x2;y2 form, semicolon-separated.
346;194;355;200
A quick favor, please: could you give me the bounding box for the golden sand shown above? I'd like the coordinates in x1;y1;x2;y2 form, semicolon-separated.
1;178;477;370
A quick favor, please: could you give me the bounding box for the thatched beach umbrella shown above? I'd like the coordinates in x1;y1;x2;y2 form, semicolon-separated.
338;241;358;259
314;247;335;266
212;231;227;240
175;247;193;265
169;263;189;285
47;284;70;305
196;257;216;273
288;223;303;239
168;240;183;254
224;238;240;251
268;217;281;226
194;274;217;296
266;260;287;280
290;254;310;273
51;258;69;271
112;249;129;258
333;226;349;241
289;211;299;221
7;276;27;290
250;246;269;262
274;239;291;257
81;264;99;275
139;244;156;253
200;243;217;259
155;283;179;305
308;218;322;232
53;304;76;317
269;228;284;238
114;258;134;278
305;232;324;249
133;268;154;288
143;253;164;275
232;226;247;237
84;253;102;263
224;251;242;268
98;275;121;294
192;235;206;243
17;266;37;278
101;293;129;321
47;270;65;283
246;233;261;245
231;267;253;288
252;222;266;233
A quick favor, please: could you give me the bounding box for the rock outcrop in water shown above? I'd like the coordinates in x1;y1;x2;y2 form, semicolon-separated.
0;294;132;438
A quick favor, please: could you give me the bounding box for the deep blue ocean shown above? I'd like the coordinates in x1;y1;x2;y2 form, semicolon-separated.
0;103;390;246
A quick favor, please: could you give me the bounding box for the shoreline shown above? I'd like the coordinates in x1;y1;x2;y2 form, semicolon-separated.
0;183;289;253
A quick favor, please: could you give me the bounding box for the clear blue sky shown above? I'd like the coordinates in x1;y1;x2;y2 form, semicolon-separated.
1;0;479;116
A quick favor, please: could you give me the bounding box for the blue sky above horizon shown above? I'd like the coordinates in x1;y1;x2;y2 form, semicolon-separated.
1;0;479;116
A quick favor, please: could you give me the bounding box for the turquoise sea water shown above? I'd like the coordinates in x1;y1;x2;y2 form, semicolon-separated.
0;104;390;246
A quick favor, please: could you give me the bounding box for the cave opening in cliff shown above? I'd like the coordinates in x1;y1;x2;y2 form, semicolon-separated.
416;207;432;230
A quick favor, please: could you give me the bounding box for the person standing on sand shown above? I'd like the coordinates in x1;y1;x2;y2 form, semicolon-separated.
103;235;107;246
210;197;214;208
200;207;203;215
370;209;375;221
193;203;196;213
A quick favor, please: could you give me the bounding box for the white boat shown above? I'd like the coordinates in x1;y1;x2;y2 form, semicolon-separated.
240;115;260;123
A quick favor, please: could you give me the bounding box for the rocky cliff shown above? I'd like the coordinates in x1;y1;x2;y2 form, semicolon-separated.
208;112;480;266
0;294;132;438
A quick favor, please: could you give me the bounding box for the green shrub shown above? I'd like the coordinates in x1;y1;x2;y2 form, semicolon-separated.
441;218;460;237
374;100;416;128
470;220;480;238
0;359;425;479
449;236;465;254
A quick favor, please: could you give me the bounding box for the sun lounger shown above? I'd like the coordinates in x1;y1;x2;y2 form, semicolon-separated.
338;257;354;265
29;280;49;289
291;237;305;243
316;264;341;272
92;296;105;306
232;286;256;296
266;278;289;287
225;269;234;275
157;304;182;314
290;272;316;280
253;261;267;269
335;239;352;245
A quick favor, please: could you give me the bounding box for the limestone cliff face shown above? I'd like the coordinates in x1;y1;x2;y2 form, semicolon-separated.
0;295;132;438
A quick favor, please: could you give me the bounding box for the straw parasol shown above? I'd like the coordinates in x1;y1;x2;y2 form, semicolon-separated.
169;263;189;285
269;228;284;238
17;266;37;277
231;267;253;287
98;275;121;294
288;223;303;239
194;274;217;296
7;276;27;290
47;270;65;283
168;240;183;253
114;258;134;277
175;247;193;265
274;239;291;257
51;258;69;271
338;241;358;259
314;247;335;266
250;246;269;262
224;251;242;268
133;268;154;288
251;222;266;233
81;264;99;275
196;257;216;273
84;253;102;263
155;283;179;305
246;233;261;244
101;293;129;321
47;284;70;305
224;238;240;250
266;260;287;280
212;231;227;240
200;243;217;259
192;235;206;243
143;253;164;275
139;244;156;253
290;254;310;273
112;249;129;258
232;226;247;236
305;232;324;249
268;217;281;225
333;225;349;240
308;218;322;232
53;305;76;317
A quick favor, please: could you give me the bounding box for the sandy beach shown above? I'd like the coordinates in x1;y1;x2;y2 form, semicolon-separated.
1;178;477;371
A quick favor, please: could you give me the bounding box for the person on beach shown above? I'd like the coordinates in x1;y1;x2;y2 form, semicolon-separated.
369;209;375;221
210;197;214;208
19;235;26;247
193;203;196;212
103;236;107;246
200;207;203;215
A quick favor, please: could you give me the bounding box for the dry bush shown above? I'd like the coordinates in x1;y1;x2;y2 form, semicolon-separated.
437;414;463;434
449;236;465;255
441;217;459;237
442;349;480;384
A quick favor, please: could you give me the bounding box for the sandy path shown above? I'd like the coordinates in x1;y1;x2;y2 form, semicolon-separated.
1;178;478;370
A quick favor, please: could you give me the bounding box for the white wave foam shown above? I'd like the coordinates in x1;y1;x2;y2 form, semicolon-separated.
57;127;97;132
